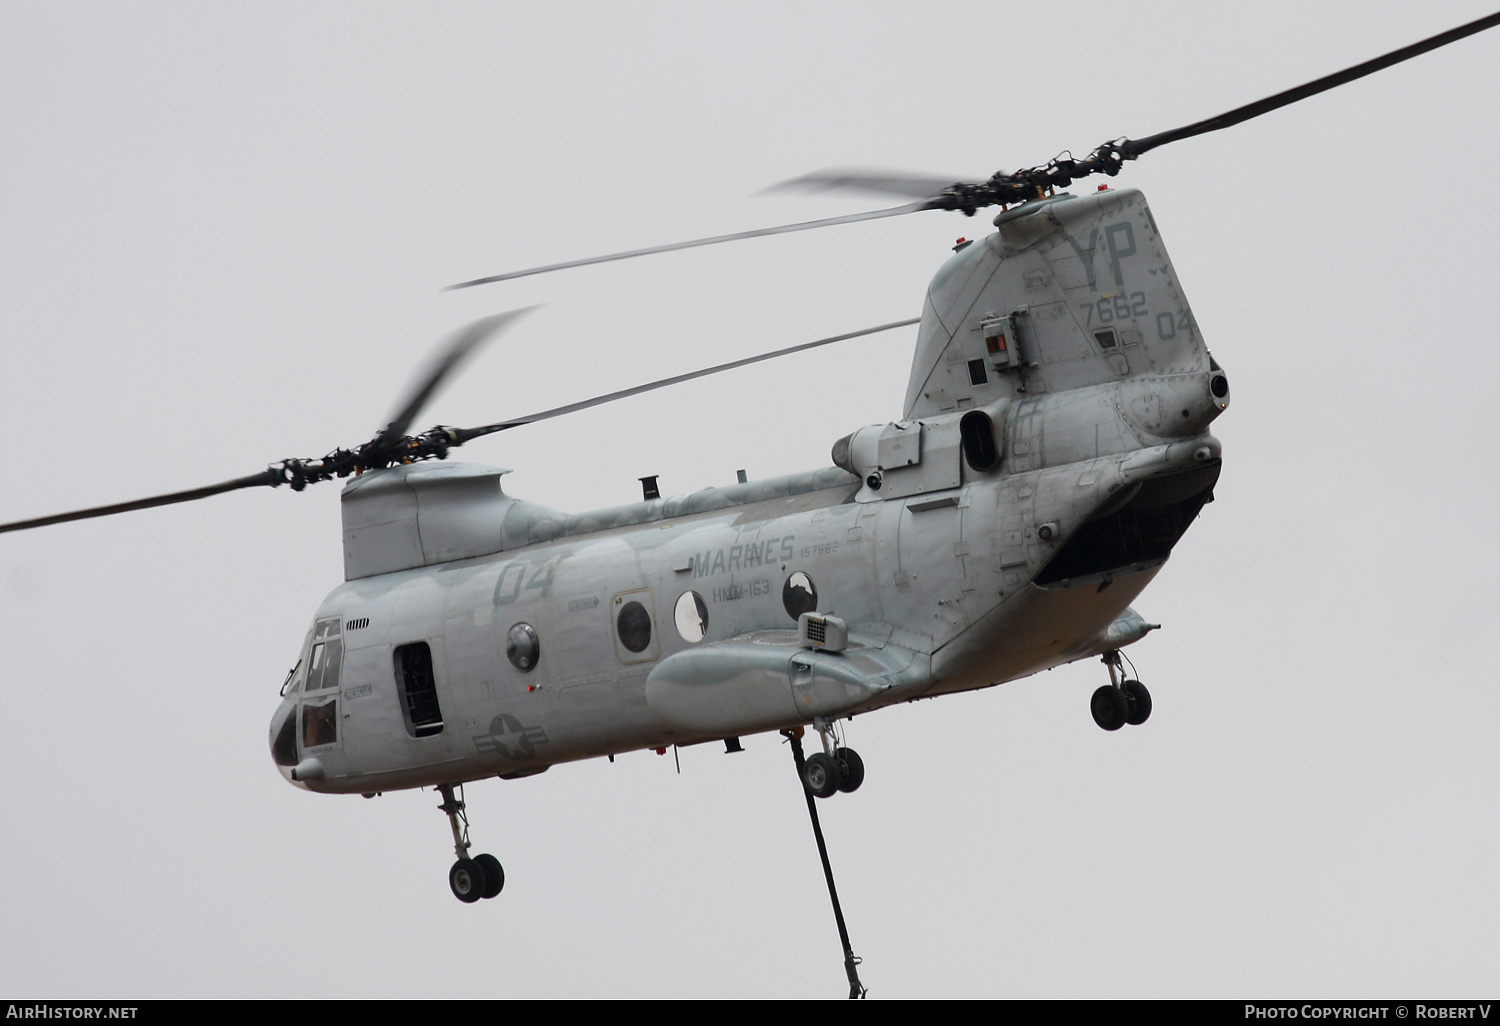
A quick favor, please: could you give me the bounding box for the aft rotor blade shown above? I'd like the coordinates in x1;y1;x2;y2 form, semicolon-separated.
1121;10;1500;158
769;168;979;202
455;316;920;443
0;469;282;535
374;307;537;446
783;12;1500;216
445;202;933;291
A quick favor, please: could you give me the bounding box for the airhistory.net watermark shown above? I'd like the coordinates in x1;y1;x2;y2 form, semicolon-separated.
5;1007;137;1019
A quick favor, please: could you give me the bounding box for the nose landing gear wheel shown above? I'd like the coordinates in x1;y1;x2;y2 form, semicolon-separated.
450;858;486;903
474;853;505;899
437;783;504;904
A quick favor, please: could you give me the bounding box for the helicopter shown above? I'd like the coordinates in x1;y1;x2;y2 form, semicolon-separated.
2;4;1500;1008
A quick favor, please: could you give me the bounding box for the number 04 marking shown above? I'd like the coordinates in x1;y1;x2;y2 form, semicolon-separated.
1155;309;1192;341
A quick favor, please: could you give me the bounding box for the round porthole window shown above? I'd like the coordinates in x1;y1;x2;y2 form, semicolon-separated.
506;623;540;671
617;600;652;653
674;591;709;643
782;571;817;621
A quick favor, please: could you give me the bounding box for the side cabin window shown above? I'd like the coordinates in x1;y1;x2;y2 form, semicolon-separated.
394;642;444;738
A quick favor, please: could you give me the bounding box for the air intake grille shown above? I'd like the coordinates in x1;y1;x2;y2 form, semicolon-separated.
797;612;847;652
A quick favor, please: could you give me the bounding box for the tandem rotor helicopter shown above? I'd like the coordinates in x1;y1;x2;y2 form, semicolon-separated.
5;12;1497;998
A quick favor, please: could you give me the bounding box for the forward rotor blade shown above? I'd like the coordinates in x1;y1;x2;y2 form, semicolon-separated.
374;307;537;446
445;202;932;291
0;469;282;535
1121;10;1500;158
769;168;978;202
454;316;920;443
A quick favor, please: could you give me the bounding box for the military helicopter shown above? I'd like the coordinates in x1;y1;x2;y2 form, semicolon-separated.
4;9;1497;999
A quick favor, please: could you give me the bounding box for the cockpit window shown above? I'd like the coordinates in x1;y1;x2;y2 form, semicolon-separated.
281;626;316;696
301;699;338;748
306;617;344;692
272;704;298;765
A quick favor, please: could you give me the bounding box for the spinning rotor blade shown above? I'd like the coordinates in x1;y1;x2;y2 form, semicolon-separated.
0;311;538;536
374;306;536;447
1120;10;1500;158
0;312;917;535
444;202;932;291
448;10;1500;286
769;169;977;201
0;470;283;535
929;11;1500;211
453;316;920;443
782;12;1500;215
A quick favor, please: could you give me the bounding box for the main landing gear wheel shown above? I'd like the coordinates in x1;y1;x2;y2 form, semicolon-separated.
803;752;843;798
806;717;864;799
1090;685;1130;731
835;747;865;793
1095;649;1153;731
1122;679;1152;726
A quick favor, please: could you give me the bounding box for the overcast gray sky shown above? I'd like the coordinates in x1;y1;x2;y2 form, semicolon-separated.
2;0;1497;999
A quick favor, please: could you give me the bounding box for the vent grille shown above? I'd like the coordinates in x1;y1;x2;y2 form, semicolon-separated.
797;612;846;652
345;617;370;631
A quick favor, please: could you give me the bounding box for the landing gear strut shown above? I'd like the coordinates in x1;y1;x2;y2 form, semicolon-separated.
1092;650;1152;731
799;717;865;799
438;783;504;903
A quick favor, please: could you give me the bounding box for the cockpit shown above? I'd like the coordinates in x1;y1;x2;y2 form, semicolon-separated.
268;615;344;788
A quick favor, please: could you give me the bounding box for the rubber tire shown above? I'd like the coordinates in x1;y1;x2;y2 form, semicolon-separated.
802;752;843;798
835;747;865;793
474;853;505;899
1122;679;1152;726
449;858;486;903
1090;685;1129;731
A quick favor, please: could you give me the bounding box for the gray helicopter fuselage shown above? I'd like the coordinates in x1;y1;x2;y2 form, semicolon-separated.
268;186;1228;795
